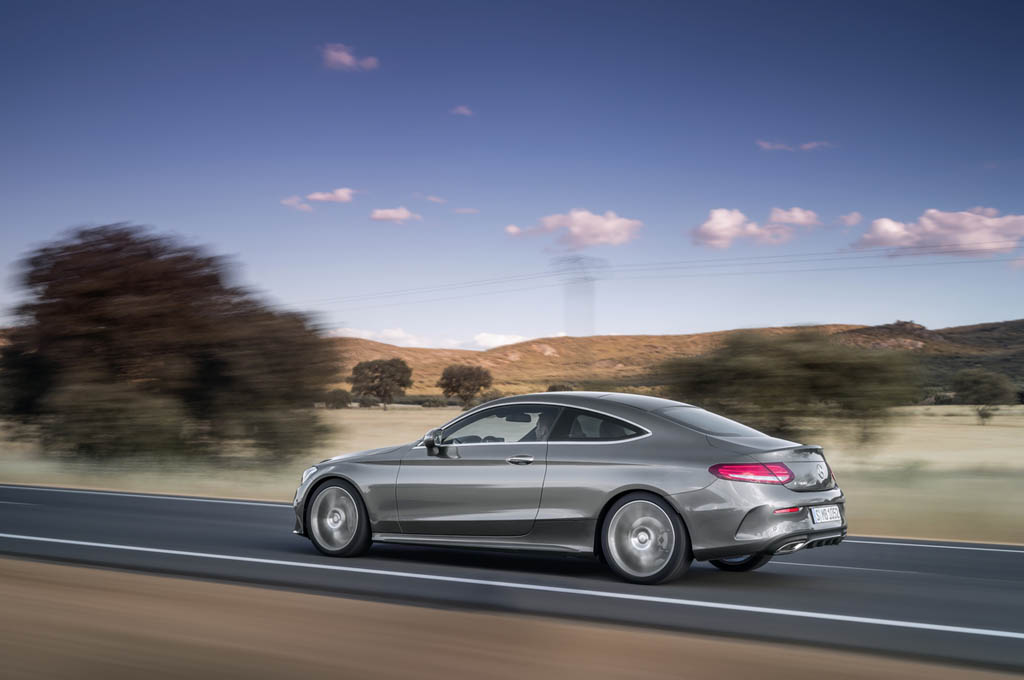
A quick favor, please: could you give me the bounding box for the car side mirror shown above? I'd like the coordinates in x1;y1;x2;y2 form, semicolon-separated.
422;428;444;453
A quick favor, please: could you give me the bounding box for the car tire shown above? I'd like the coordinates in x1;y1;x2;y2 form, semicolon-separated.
600;492;692;585
709;554;772;572
306;479;371;557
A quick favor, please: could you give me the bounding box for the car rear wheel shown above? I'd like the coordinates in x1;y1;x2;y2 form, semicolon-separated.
601;492;691;584
306;479;371;557
709;554;772;572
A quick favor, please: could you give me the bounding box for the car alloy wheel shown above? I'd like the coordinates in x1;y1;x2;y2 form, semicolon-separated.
601;492;691;584
306;480;371;557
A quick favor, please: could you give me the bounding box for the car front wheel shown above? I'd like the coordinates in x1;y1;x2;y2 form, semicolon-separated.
306;479;371;557
601;492;692;584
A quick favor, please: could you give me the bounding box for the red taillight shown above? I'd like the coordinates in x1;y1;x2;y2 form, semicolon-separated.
709;462;795;485
773;506;801;514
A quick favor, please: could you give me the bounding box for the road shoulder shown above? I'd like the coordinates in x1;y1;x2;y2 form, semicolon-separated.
0;556;1015;680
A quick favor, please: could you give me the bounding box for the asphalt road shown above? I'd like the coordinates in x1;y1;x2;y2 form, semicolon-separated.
0;483;1021;671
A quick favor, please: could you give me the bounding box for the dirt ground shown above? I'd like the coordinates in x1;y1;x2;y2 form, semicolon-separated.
3;405;1022;543
0;557;1014;680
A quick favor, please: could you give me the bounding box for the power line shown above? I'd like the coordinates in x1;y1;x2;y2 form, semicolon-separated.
324;256;1021;313
287;239;1022;308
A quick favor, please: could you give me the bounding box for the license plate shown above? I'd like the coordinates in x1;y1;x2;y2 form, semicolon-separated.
811;505;841;523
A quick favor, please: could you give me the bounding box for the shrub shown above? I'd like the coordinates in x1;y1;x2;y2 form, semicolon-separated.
324;388;351;409
41;381;189;458
468;389;504;408
951;368;1016;424
358;394;381;408
421;396;448;408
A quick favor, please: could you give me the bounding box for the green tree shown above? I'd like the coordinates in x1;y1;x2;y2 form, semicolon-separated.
658;330;918;440
951;368;1016;424
0;225;339;458
438;364;494;408
348;358;412;408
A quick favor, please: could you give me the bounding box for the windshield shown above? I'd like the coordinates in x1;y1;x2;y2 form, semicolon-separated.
656;406;764;437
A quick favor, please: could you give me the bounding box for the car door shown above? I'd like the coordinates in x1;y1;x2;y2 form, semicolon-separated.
396;404;561;536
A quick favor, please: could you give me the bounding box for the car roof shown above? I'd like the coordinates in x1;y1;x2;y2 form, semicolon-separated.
488;391;692;413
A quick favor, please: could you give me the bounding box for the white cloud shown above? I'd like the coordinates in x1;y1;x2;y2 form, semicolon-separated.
370;206;422;224
306;187;355;203
853;207;1024;254
693;206;822;248
450;105;474;116
472;332;527;349
322;43;379;71
692;208;795;248
454;207;479;214
770;206;821;226
425;195;447;203
756;140;793;151
756;139;834;152
506;209;642;249
839;211;863;227
694;209;763;248
281;195;312;212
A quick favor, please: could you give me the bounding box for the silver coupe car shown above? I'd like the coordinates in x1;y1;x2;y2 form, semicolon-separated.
292;392;846;584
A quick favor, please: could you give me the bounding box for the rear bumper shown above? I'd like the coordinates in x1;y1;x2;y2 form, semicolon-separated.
671;480;847;560
697;526;847;560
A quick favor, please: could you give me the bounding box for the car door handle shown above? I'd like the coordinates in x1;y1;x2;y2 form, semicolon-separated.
506;454;534;465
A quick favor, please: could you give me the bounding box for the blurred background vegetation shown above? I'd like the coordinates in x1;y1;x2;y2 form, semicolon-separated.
656;330;921;441
0;225;338;460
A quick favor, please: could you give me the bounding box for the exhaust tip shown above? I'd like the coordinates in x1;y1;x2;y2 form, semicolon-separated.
775;540;806;555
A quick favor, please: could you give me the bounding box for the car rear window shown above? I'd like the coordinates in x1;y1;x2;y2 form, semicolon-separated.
656;406;764;436
550;408;645;442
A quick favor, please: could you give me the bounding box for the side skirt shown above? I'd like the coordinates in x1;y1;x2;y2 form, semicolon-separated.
371;532;591;554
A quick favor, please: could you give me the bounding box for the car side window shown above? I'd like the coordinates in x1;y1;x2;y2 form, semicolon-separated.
550;408;644;442
441;405;562;445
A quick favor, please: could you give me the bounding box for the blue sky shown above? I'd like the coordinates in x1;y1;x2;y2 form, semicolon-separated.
2;0;1022;348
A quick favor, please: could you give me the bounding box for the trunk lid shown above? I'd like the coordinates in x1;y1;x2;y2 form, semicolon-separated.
707;435;836;491
748;445;835;491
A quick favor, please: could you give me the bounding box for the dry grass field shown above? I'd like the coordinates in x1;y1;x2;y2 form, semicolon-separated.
336;325;867;393
2;405;1022;543
334;318;1024;393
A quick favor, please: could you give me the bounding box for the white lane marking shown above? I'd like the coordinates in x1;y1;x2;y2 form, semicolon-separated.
0;501;35;506
1;533;1022;642
845;539;1024;555
772;562;913;575
0;485;288;509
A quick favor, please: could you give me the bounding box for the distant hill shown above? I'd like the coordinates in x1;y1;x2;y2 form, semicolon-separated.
332;319;1024;394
